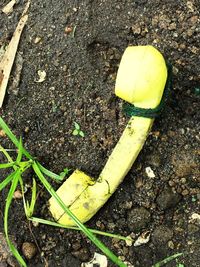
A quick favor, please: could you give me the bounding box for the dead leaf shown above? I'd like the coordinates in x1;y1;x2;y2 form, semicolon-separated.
8;52;24;95
0;0;31;108
2;0;16;15
35;70;46;83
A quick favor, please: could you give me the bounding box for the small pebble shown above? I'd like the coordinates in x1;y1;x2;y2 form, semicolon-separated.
127;207;151;232
22;242;37;260
65;26;73;34
156;187;181;210
13;190;23;199
152;226;173;245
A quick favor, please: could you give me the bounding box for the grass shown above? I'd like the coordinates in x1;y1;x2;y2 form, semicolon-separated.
0;116;183;267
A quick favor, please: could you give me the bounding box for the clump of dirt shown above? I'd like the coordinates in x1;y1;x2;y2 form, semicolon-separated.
0;0;200;266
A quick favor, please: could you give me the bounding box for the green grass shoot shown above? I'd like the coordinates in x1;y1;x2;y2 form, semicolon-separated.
0;116;184;267
0;116;127;267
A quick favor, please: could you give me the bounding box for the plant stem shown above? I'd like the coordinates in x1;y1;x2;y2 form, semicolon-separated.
30;217;131;242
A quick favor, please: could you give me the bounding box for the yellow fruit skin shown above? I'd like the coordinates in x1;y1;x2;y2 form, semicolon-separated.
49;45;168;226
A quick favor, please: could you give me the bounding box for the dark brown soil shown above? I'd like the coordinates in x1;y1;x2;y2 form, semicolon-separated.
0;0;200;266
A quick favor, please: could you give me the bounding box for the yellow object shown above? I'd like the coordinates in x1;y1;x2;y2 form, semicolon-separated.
49;45;168;226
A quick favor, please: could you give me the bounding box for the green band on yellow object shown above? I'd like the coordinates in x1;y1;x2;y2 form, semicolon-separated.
123;63;172;118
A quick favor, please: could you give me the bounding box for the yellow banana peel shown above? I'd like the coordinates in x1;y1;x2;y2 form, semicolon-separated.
49;45;168;226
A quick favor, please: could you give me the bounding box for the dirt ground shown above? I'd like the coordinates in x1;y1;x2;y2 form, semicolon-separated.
0;0;200;266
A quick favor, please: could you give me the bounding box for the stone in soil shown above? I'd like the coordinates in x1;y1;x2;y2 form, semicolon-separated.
127;207;151;232
21;242;37;260
152;225;173;245
156;186;181;210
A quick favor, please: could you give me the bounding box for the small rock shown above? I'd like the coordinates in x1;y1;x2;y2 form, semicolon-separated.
152;226;173;245
13;190;23;199
64;26;73;34
134;231;151;247
131;24;141;35
0;129;6;137
189;213;200;225
168;22;176;30
145;167;156;178
81;252;107;267
156;187;181;210
188;224;199;234
181;189;189;196
22;242;37;260
168;240;175;249
127;207;151;232
34;37;42;44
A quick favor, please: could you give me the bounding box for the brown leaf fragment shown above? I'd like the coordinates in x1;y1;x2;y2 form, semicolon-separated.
2;0;16;15
0;0;30;107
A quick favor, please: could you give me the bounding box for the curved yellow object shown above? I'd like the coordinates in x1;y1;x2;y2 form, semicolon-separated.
49;45;168;226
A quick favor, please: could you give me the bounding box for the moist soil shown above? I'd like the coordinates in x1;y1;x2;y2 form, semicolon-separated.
0;0;200;266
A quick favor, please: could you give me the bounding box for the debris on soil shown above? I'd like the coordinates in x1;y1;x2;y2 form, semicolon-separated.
133;231;151;247
64;26;73;34
189;213;200;225
145;166;156;178
0;0;30;107
34;37;42;44
8;52;24;96
81;252;107;267
2;0;16;15
35;70;46;83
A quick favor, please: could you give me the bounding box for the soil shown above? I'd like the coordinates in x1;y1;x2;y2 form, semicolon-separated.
0;0;200;266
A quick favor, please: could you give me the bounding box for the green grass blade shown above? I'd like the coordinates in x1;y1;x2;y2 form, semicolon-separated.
16;137;23;164
0;162;16;169
0;171;16;191
32;161;127;267
0;145;14;163
29;178;37;217
4;169;27;267
0;117;32;159
29;217;132;242
37;162;64;181
0;117;62;181
152;253;183;267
